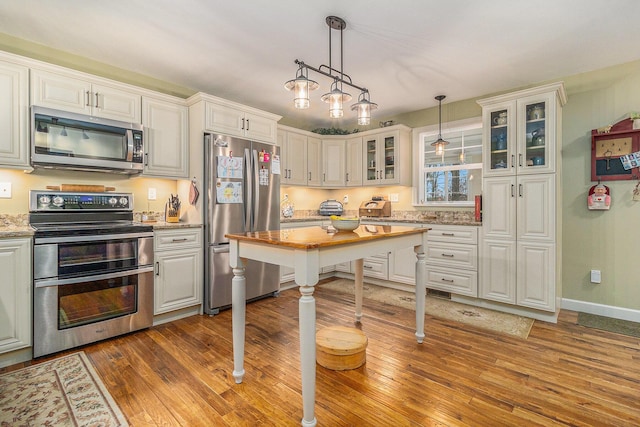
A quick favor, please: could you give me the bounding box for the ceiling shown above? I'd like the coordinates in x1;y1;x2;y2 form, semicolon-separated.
2;0;640;129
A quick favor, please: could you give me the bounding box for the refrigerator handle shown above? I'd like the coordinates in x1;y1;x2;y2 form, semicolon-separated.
244;148;252;233
252;149;260;231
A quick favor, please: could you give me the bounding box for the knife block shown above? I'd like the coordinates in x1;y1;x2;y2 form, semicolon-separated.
165;203;180;223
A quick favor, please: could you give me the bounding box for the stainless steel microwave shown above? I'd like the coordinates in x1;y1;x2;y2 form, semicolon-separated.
31;106;144;174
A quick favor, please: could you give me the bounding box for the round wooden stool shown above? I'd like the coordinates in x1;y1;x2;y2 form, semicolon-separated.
316;326;368;370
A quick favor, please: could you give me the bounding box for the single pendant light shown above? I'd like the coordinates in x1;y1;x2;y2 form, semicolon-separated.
351;90;378;125
431;95;449;156
284;64;318;109
321;79;351;118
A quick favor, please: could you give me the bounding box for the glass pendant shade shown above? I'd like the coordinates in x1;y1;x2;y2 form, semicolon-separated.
351;91;378;125
321;80;351;119
284;66;318;110
431;95;449;155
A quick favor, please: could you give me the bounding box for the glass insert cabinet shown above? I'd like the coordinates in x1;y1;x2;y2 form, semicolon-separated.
482;90;561;177
364;130;401;185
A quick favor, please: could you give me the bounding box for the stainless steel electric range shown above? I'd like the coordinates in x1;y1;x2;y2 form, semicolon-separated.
29;190;154;358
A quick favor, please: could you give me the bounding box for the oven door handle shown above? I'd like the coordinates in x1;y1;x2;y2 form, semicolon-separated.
34;232;154;244
34;266;154;288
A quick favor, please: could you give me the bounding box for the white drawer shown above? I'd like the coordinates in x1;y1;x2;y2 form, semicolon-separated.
426;266;477;297
426;225;478;245
155;228;202;251
363;256;388;280
426;242;477;270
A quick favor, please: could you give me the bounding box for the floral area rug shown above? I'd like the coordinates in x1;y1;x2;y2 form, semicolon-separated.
0;351;128;426
320;279;534;339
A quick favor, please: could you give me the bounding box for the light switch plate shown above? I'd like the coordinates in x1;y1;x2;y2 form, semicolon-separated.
148;188;157;200
389;193;399;202
0;182;11;198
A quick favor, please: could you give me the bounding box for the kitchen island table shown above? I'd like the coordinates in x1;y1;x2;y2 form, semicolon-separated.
226;225;428;427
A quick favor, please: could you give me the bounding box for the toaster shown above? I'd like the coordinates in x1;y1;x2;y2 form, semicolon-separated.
319;199;344;216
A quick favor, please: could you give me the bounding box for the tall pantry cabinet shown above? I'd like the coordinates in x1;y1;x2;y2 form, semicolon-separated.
478;83;566;315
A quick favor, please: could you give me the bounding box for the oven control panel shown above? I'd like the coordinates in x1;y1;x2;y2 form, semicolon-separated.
29;191;134;211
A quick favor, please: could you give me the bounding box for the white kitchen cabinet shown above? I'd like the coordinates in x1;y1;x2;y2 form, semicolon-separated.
0;59;29;169
31;68;142;122
424;225;479;297
154;228;203;315
388;245;418;285
482;86;562;177
345;137;363;187
142;96;189;179
278;129;308;185
0;238;31;354
307;136;322;187
363;253;389;280
363;126;411;186
322;139;346;187
478;83;566;312
205;101;278;144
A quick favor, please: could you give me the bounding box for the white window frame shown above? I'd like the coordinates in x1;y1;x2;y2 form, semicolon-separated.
412;117;483;207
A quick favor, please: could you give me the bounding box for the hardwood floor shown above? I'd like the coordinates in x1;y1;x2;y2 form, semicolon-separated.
7;284;640;426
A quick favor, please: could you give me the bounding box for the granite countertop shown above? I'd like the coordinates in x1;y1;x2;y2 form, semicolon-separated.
0;213;202;238
281;210;481;227
149;221;203;230
0;214;35;238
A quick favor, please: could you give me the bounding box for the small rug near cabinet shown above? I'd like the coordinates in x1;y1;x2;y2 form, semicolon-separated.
320;279;534;339
577;312;640;338
0;351;128;426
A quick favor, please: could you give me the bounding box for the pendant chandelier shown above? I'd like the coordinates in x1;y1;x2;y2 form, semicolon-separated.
284;16;377;125
431;95;449;156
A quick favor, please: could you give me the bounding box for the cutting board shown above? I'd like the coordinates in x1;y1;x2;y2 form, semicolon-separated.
46;184;116;192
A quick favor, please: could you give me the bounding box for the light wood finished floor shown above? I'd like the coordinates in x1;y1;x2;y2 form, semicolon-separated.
6;283;640;426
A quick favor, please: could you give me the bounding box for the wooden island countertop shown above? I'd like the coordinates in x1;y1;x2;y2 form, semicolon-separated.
225;224;424;249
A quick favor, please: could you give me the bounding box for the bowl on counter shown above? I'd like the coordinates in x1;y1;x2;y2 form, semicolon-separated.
330;216;360;231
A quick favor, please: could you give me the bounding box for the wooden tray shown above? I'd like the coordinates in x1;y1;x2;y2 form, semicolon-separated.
46;184;116;192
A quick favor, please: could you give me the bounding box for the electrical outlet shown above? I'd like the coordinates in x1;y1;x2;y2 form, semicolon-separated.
590;269;601;284
0;182;11;198
343;195;349;204
148;188;157;200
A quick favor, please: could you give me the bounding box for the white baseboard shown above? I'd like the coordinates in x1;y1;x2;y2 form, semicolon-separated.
561;298;640;322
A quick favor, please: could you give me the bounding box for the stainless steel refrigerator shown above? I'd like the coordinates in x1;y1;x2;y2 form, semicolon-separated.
204;133;280;314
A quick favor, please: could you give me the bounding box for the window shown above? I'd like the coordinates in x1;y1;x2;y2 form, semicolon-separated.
413;118;483;206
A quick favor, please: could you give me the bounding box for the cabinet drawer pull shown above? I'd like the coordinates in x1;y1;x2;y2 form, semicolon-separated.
441;232;455;236
85;90;91;107
441;253;455;257
364;265;373;269
95;92;100;108
172;238;189;242
155;261;160;276
441;278;454;283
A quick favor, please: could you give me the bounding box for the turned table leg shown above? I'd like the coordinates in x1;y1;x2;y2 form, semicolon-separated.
298;283;317;427
414;244;426;343
354;258;364;322
231;262;246;384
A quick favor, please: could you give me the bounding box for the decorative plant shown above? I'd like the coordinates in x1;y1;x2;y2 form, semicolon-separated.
630;112;640;120
311;127;359;135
